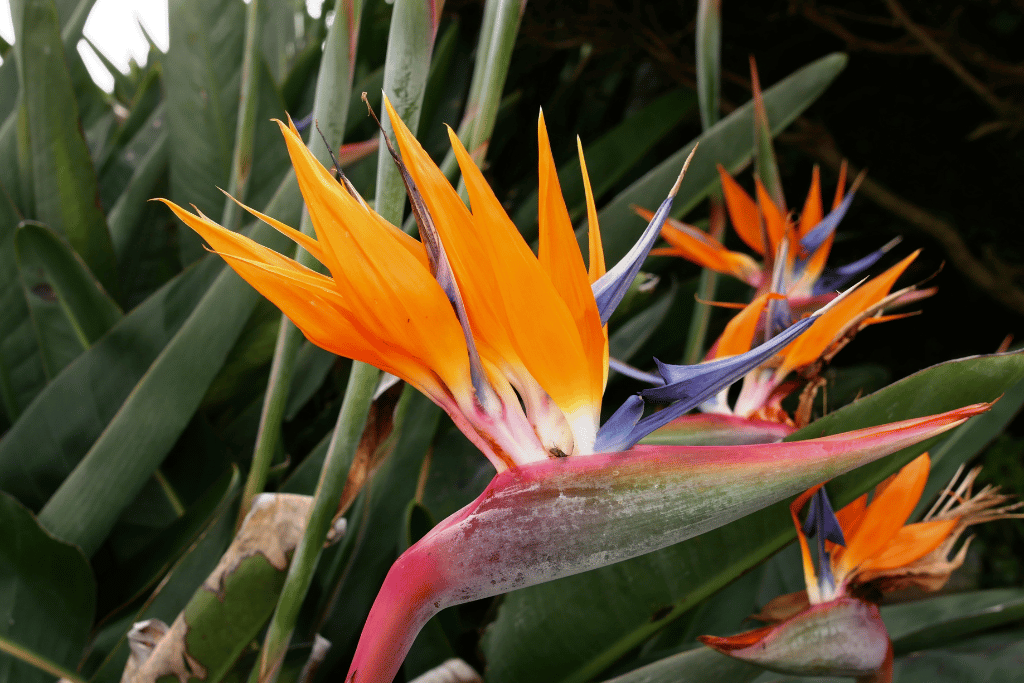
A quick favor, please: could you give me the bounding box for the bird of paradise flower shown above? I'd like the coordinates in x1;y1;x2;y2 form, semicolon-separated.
700;453;1022;683
161;98;988;683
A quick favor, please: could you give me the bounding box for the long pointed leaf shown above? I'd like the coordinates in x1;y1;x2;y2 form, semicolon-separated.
592;54;847;266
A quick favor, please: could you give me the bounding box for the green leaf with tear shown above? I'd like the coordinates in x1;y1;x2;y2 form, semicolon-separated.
122;494;342;683
15;222;122;378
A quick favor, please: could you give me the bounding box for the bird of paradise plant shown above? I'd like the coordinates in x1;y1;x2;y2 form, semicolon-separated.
162;98;989;683
699;452;1023;683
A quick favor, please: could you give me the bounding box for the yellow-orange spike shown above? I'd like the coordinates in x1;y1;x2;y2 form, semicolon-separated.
577;137;605;283
797;166;824;240
856;519;960;574
837;454;931;576
717;165;765;255
755;179;790;255
647;212;762;285
536;113;606;405
714;292;781;359
776;250;921;378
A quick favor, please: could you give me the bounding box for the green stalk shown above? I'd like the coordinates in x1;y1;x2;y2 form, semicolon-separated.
438;0;524;183
250;362;379;683
683;0;723;365
238;0;364;525
220;0;262;233
251;0;442;676
377;0;439;233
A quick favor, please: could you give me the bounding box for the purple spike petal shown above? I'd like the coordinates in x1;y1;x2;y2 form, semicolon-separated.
609;357;664;385
799;189;856;253
765;239;793;339
593;395;645;453
802;488;846;546
811;237;902;296
803;488;845;593
612;313;817;449
293;111;314;132
592;194;676;324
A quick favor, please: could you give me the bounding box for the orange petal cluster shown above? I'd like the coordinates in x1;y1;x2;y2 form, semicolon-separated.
162;100;609;470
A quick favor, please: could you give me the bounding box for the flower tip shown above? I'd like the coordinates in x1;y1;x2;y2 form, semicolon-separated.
671;143;699;198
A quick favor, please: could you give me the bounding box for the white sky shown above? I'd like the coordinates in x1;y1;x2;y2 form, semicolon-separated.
0;0;170;91
0;0;324;93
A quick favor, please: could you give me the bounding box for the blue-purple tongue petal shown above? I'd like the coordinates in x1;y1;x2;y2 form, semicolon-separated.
592;147;697;324
608;357;664;385
799;188;856;253
812;237;902;296
591;194;676;324
803;487;845;592
595;312;818;452
594;395;645;452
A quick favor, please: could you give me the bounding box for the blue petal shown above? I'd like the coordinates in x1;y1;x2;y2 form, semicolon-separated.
811;237;902;296
641;314;815;404
608;357;664;385
799;189;856;253
802;488;845;593
802;488;846;546
594;395;645;452
592;194;676;324
765;240;793;339
604;312;818;450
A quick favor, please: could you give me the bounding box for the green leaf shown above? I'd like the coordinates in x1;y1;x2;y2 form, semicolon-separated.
0;182;45;422
608;279;678;366
100;466;241;615
0;254;223;510
36;206;297;554
695;0;721;130
10;0;119;294
599;646;761;683
14;222;122;378
164;0;246;263
0;491;95;683
913;373;1024;519
890;629;1024;683
593;53;847;266
480;352;1024;683
884;589;1024;655
84;475;240;683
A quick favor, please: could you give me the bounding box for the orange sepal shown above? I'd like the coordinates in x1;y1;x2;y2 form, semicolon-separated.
649;212;762;285
713;291;783;359
755;178;790;255
856;518;960;575
837;454;931;576
776;250;920;378
718;165;765;255
577;137;605;283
